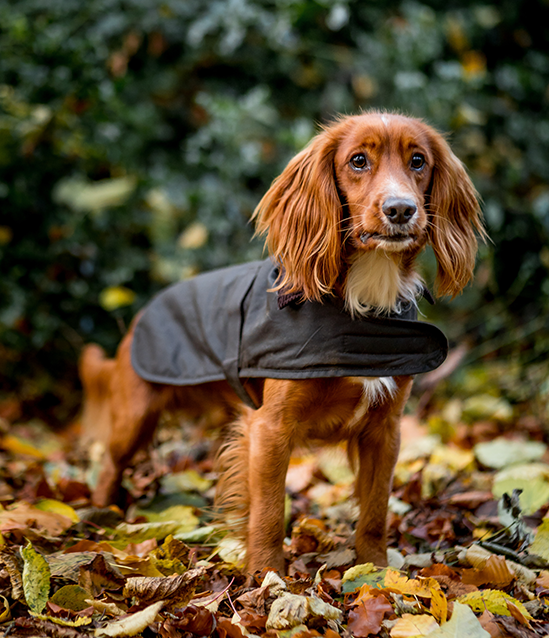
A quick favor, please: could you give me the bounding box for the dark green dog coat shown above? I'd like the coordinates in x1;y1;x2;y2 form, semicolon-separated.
131;259;448;408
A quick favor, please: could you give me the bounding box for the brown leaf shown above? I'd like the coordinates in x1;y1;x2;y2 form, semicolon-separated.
0;546;24;601
237;609;268;632
347;594;393;637
291;518;335;555
78;554;125;595
0;501;73;536
216;617;246;638
461;555;514;588
236;584;271;615
123;567;205;607
159;604;214;637
446;491;494;508
12;616;83;637
478;610;508;638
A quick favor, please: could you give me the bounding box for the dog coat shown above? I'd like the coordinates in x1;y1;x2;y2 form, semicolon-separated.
131;258;448;408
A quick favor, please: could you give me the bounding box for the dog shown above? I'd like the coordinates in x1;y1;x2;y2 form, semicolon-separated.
80;111;484;575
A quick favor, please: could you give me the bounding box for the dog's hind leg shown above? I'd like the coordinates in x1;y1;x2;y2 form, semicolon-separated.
91;331;167;507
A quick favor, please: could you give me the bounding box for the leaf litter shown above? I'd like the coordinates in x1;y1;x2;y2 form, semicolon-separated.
1;382;549;636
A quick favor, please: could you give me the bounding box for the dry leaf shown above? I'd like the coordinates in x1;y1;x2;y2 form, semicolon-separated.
429;602;490;637
123;567;205;607
458;590;533;620
390;613;439;636
0;501;74;535
348;594;393;637
94;599;165;636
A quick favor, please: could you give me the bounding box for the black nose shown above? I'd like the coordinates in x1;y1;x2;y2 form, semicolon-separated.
382;198;417;224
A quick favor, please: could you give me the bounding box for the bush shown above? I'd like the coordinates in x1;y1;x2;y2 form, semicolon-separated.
1;0;548;420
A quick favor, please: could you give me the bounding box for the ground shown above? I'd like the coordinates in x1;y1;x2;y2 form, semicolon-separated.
0;363;549;637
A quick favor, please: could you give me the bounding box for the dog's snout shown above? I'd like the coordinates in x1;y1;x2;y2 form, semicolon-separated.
382;198;417;225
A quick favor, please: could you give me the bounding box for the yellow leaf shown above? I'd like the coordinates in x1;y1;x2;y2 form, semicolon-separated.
0;595;10;622
384;569;439;598
0;434;46;459
31;613;91;627
430;445;475;473
390;613;439;637
457;590;533;620
99;286;136;311
95;600;165;636
430;586;448;624
35;499;80;524
21;541;51;614
530;518;549;560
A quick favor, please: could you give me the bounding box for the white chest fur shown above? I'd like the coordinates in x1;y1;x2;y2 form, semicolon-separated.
344;251;422;317
344;251;421;406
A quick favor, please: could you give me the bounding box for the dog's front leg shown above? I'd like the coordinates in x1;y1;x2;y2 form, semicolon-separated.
353;376;413;566
246;402;296;575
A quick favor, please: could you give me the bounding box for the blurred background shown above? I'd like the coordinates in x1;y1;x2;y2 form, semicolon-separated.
0;0;548;428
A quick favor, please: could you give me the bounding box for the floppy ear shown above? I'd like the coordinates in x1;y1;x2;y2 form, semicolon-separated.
426;131;486;297
252;128;342;302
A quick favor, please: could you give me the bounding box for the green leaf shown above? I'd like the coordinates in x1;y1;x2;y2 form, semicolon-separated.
530;518;549;560
492;463;549;515
21;541;51;614
475;438;546;469
342;563;387;593
49;584;91;612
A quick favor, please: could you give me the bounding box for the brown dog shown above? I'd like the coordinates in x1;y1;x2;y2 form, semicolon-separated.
80;112;484;574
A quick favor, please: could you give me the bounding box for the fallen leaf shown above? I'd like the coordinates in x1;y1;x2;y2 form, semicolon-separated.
0;501;74;535
21;541;51;615
49;585;91;612
342;563;384;593
493;463;549;515
430;585;448;624
0;594;10;622
94;599;165;636
79;554;125;595
35;499;80;523
384;569;440;598
529;518;549;560
265;594;341;630
390;613;439;636
458;590;533;620
429;602;490;637
348;594;393;637
461;555;514;588
123;568;204;607
475;438;546;469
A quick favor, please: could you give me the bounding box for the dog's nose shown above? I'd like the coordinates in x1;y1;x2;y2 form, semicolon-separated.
382;198;417;224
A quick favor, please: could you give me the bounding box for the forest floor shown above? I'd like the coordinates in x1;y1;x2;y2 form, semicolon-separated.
0;359;549;637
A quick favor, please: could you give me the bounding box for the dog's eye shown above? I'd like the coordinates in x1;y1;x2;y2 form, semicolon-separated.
410;153;425;170
350;153;368;170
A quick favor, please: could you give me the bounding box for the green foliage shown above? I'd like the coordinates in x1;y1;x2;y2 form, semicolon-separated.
1;0;548;417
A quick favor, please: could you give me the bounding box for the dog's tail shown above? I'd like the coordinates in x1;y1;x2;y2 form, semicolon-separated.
214;407;254;541
79;344;116;447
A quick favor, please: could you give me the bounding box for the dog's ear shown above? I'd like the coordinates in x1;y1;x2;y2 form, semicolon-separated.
253;129;342;302
426;130;487;297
